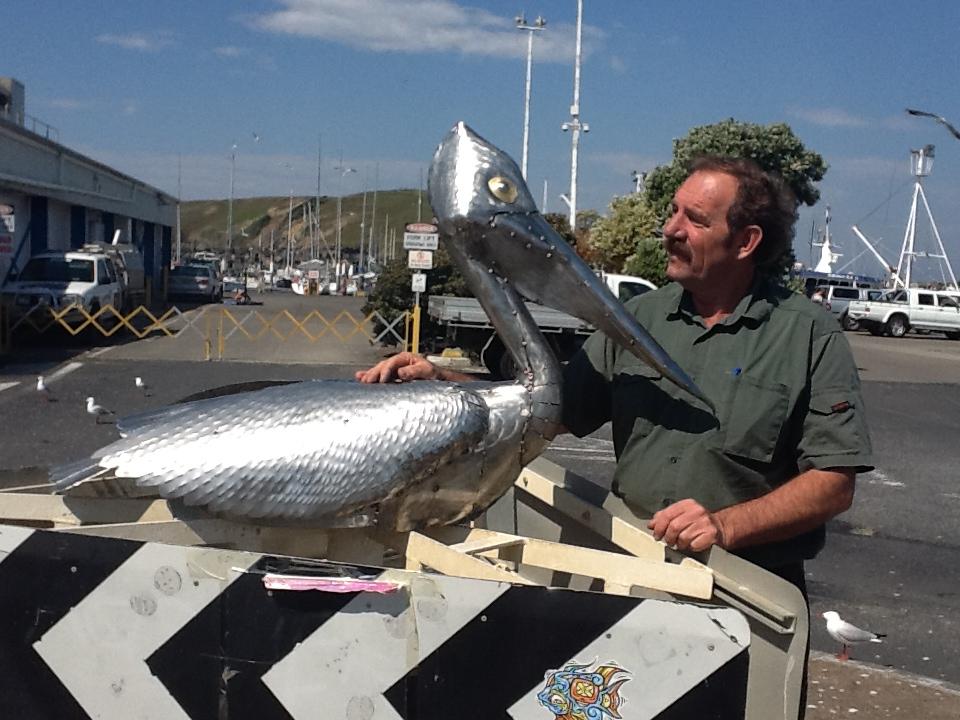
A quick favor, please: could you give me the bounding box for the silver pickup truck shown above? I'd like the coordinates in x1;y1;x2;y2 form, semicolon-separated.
846;287;960;339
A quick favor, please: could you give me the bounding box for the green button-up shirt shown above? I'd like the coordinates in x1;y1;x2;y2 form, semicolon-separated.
562;279;873;567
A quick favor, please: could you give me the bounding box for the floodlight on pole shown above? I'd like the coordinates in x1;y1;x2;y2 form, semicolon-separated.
515;13;545;180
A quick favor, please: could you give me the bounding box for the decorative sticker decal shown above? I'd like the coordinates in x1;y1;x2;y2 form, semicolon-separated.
537;660;631;719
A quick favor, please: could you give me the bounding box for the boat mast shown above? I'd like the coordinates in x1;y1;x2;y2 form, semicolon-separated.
896;145;959;290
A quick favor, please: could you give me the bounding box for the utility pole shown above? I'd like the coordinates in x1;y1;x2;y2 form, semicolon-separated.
175;154;182;263
226;143;237;273
516;13;546;179
561;0;588;231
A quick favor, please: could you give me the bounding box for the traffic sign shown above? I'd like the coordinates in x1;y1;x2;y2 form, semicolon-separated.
407;250;434;270
405;222;438;233
411;272;427;293
403;232;439;251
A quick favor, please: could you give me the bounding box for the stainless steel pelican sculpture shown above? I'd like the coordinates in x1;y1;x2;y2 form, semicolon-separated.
53;122;706;531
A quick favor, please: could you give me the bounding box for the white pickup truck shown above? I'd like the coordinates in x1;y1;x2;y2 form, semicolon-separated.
846;287;960;339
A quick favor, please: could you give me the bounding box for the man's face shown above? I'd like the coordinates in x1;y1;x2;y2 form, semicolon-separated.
662;170;746;291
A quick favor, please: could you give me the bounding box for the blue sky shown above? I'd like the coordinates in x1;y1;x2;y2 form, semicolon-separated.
6;0;960;280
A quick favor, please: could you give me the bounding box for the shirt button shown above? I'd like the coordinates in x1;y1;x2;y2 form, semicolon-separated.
669;456;678;464
662;497;674;508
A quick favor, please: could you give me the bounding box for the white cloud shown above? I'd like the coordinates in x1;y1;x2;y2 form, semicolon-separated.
246;0;602;62
214;46;248;58
121;101;138;116
787;106;868;128
48;98;87;110
609;55;627;73
95;32;173;51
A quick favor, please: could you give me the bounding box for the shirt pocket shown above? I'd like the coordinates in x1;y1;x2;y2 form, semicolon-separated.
722;375;790;463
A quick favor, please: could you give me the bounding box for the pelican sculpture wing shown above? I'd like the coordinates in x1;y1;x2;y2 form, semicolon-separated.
52;380;489;522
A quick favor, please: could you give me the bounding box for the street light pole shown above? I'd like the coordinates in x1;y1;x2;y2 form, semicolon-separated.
334;160;357;289
562;0;588;231
226;143;237;274
515;13;545;180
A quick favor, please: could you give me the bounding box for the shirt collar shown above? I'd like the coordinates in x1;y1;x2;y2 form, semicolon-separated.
668;275;774;327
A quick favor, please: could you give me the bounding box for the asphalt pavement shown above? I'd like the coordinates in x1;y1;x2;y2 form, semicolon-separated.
1;298;959;718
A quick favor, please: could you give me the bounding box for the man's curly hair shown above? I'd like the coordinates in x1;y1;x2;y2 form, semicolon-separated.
689;155;798;271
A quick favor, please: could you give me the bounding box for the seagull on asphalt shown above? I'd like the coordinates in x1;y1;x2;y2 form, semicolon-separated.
86;397;115;424
135;376;151;397
822;611;886;661
36;375;56;402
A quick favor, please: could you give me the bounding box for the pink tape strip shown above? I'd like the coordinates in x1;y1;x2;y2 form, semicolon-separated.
262;574;401;594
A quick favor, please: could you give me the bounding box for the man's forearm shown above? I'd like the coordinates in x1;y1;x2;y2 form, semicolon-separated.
715;468;856;550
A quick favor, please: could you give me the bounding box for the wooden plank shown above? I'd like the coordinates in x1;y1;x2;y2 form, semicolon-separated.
428;526;713;600
376;530;533;586
0;493;177;526
515;465;667;561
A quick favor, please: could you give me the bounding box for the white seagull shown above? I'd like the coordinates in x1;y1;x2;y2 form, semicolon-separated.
822;610;886;661
36;375;55;402
135;376;151;397
86;397;115;424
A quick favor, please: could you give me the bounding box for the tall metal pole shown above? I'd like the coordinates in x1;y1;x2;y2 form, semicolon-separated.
226;143;237;273
359;176;368;273
563;0;587;231
286;188;293;270
516;14;545;180
369;162;379;265
175;154;182;264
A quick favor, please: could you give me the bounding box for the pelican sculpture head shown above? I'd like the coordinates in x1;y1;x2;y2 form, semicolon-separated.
429;122;706;404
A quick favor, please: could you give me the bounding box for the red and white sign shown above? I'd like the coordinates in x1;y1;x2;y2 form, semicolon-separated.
407;250;434;270
405;222;438;234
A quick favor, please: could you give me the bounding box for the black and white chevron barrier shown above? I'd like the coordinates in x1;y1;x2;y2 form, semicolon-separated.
0;523;751;719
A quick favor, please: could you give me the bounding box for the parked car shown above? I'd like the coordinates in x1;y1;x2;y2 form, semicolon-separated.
811;285;884;330
168;264;222;302
1;249;124;322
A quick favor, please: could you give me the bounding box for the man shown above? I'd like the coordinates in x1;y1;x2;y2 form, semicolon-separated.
357;156;872;584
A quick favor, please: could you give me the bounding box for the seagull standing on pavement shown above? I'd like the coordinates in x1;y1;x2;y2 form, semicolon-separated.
36;375;55;402
822;611;886;661
86;397;115;424
135;376;151;397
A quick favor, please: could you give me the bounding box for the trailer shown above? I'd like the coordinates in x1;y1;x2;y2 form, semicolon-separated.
0;457;807;719
426;273;656;377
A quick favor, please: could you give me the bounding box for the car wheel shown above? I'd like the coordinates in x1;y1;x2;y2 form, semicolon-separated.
886;314;909;338
841;312;859;331
945;331;960;341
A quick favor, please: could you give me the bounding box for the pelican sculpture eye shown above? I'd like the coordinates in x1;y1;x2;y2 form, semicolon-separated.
488;176;518;203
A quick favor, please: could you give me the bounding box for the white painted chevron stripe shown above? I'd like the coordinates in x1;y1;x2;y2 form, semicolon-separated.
34;543;259;720
0;524;34;559
507;601;751;719
263;570;511;720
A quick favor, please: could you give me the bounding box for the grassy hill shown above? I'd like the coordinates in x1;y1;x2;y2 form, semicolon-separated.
179;189;429;264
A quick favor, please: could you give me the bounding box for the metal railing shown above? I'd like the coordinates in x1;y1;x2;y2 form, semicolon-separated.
1;302;411;360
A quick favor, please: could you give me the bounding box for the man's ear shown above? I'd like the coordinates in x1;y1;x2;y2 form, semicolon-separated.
735;225;763;260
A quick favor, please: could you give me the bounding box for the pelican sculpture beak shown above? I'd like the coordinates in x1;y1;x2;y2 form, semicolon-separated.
429;122;710;409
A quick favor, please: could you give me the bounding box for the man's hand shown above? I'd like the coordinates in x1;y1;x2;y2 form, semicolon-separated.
354;352;442;384
648;498;728;553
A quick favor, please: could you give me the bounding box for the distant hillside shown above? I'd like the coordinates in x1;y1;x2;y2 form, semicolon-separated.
179;189;429;263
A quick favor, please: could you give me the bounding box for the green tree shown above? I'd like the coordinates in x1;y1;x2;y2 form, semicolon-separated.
601;119;826;280
362;242;467;344
543;213;576;246
644;119;826;216
588;193;660;272
623;239;669;287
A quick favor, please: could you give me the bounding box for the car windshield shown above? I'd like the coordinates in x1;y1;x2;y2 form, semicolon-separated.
20;257;94;283
172;266;210;278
